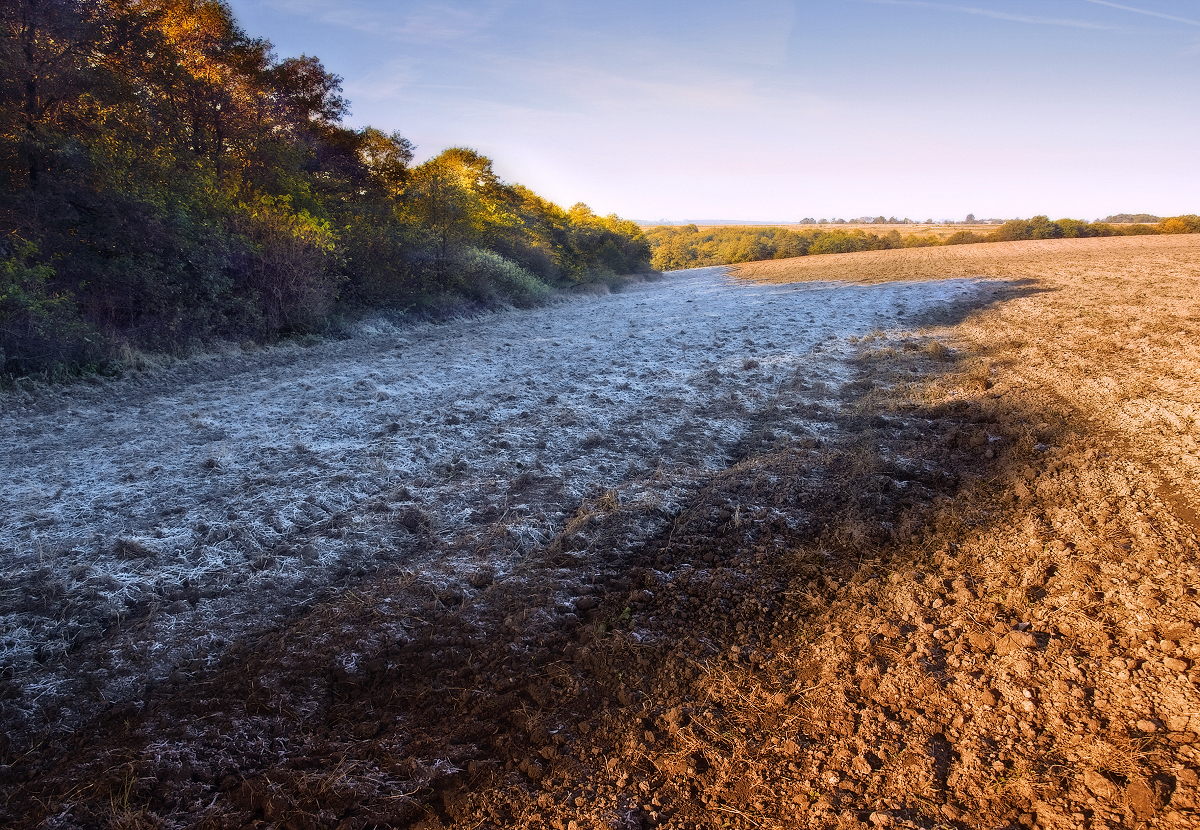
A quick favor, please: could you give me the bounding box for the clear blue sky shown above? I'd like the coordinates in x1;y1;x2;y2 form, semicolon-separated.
226;0;1199;221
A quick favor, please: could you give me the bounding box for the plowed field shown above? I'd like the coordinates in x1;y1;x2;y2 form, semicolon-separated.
3;234;1199;830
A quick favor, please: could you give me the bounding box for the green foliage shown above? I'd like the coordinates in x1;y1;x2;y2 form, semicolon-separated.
338;204;418;307
358;128;414;197
392;152;649;301
902;233;941;248
1120;222;1160;236
646;214;1199;272
0;0;650;375
646;225;813;270
450;248;551;308
645;225;910;270
561;204;652;283
1054;219;1089;239
0;239;100;376
984;216;1129;242
986;216;1063;241
400;148;513;291
1158;215;1200;234
1103;214;1160;224
1058;219;1116;238
808;230;883;255
235;194;339;334
944;230;984;245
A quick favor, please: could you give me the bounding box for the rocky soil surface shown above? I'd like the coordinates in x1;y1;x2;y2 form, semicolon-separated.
2;234;1199;830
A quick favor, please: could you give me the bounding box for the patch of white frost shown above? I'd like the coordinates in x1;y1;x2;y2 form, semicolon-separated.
0;266;997;735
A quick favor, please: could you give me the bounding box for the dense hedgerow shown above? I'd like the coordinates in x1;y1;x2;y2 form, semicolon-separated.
646;215;1199;272
0;0;651;378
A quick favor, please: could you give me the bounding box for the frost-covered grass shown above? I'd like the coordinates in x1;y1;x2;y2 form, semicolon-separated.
0;266;994;739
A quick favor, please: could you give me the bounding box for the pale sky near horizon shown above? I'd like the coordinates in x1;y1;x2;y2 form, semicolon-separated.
226;0;1200;221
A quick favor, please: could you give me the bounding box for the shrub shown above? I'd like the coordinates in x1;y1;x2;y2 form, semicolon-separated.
451;247;550;307
1103;214;1160;224
944;231;983;245
808;231;872;255
1118;222;1160;235
903;234;941;248
235;195;341;335
1081;221;1118;237
986;216;1062;242
0;240;102;376
1057;219;1088;239
339;208;423;307
1157;215;1200;234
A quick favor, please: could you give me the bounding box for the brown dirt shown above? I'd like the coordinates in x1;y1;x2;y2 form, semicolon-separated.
4;235;1200;829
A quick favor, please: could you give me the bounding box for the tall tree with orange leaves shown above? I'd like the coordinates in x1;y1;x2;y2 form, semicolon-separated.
0;0;651;376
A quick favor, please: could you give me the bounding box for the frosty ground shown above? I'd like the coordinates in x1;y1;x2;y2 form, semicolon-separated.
0;267;991;747
5;236;1200;830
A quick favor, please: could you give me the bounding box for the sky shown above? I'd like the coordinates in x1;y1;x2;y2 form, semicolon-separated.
225;0;1200;222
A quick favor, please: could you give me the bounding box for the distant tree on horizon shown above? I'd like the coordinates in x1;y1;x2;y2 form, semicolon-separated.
644;213;1199;272
1103;214;1161;224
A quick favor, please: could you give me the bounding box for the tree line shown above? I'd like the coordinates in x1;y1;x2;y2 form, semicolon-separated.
645;215;1200;272
0;0;651;378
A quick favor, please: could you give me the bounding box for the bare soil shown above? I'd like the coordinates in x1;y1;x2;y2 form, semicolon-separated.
3;235;1199;829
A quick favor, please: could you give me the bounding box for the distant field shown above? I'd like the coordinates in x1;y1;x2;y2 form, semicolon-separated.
730;230;1197;284
691;222;1005;239
650;221;1160;240
734;231;1200;522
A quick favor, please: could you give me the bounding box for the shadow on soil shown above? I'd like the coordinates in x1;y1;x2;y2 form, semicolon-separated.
4;277;1093;829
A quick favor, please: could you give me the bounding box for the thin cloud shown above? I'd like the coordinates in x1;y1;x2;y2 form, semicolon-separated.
1080;0;1200;27
261;0;507;41
856;0;1117;30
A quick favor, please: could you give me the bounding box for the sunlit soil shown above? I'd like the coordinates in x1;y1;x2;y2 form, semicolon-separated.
737;235;1200;518
4;235;1200;829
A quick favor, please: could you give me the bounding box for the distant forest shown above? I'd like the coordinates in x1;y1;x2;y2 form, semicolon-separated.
1102;214;1161;224
646;215;1200;271
1;0;652;377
